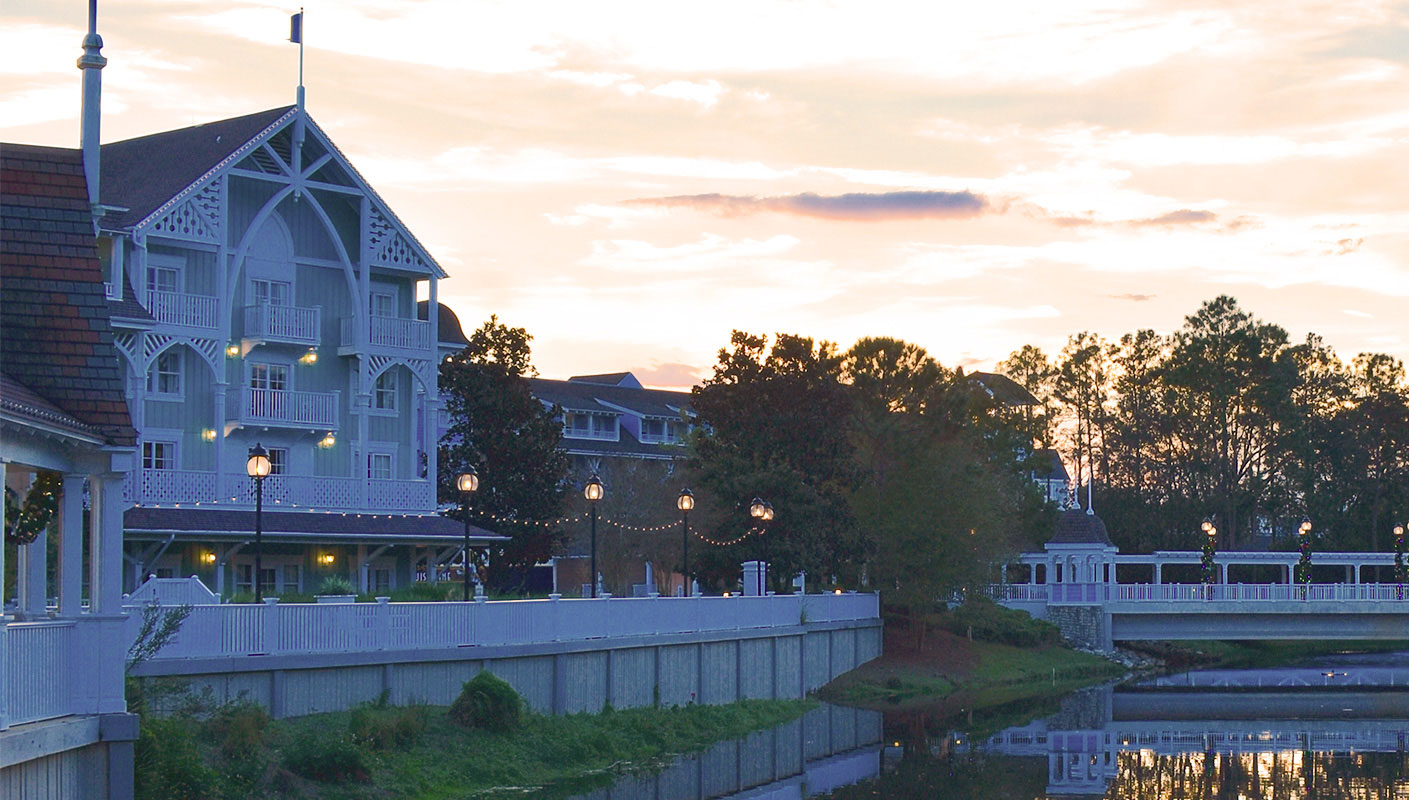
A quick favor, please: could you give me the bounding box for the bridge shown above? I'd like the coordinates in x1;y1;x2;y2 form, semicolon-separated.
993;510;1409;651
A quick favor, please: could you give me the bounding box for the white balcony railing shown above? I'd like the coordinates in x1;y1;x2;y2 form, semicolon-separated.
4;620;76;726
122;592;880;663
341;316;432;351
244;303;320;344
124;469;434;513
148;290;219;328
242;387;338;428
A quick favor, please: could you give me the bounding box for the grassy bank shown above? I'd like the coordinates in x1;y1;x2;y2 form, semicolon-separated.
136;694;816;800
1125;638;1409;669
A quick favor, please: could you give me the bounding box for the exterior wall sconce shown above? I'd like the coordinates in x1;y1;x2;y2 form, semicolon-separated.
320;553;335;565
300;348;318;365
202;552;216;564
201;428;217;442
319;432;336;448
225;344;241;358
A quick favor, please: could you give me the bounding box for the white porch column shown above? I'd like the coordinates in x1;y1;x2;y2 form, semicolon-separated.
59;473;85;616
18;528;47;615
89;473;126;613
1345;565;1355;584
1153;561;1162;584
1217;563;1226;584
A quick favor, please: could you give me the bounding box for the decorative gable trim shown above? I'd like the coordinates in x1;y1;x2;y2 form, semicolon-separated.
133;109;298;238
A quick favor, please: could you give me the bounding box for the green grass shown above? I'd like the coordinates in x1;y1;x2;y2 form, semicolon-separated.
137;697;816;800
1124;638;1409;669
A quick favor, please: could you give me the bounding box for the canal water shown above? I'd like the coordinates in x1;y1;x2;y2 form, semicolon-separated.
574;650;1409;799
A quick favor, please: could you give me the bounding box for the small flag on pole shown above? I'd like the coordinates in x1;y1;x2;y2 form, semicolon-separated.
290;11;303;44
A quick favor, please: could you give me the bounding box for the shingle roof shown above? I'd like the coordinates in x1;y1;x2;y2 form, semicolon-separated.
967;371;1039;406
124;506;505;543
1049;510;1113;546
569;372;640;388
530;376;689;420
0;374;103;441
416;300;470;347
1030;448;1069;480
100;106;295;229
0;143;136;447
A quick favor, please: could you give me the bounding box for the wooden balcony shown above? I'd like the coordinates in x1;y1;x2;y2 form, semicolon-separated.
338;315;432;355
244;303;320;345
148;290;219;329
240;387;338;428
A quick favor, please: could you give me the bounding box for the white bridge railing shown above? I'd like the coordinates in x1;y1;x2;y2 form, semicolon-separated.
993;582;1409;605
3;620;76;727
124;592;879;663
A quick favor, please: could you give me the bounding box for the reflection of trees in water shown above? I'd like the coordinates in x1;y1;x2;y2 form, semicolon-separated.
1106;750;1409;799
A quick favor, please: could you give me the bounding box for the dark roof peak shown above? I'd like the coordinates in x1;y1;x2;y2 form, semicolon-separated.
416;300;470;347
569;372;642;389
1049;509;1113;547
967;371;1039;406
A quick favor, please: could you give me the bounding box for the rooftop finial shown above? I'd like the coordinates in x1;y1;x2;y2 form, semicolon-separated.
290;8;304;110
77;0;106;220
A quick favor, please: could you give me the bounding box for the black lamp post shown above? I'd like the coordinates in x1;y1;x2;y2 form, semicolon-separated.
456;467;479;601
749;497;766;594
677;488;694;596
1200;518;1217;587
1393;522;1405;601
246;443;272;603
585;474;604;598
762;502;774;593
1297;517;1313;598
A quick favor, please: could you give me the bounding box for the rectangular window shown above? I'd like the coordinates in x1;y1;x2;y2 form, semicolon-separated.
374;371;397;411
235;564;252;593
372;568;391;594
282;564;301;593
147;349;182;396
251;279;292;307
592;415;617;438
259;568;276;597
250;363;289;391
148;265;179;296
368;452;393;480
370;291;395;318
267;447;288;476
142;441;175;470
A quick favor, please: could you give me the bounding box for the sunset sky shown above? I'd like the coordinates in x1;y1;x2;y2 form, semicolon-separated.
4;0;1409;388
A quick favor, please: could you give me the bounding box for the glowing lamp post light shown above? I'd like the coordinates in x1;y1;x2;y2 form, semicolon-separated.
749;497;771;594
1297;517;1313;598
677;488;694;597
456;467;479;601
1200;518;1217;593
246;443;273;602
1394;523;1405;601
585;474;604;598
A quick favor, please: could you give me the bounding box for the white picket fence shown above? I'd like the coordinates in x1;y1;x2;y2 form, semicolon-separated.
993;582;1409;604
123;592;879;662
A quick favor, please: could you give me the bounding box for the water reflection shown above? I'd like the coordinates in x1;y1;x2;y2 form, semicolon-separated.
570;703;884;800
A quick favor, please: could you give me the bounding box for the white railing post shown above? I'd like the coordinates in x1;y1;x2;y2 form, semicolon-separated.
375;596;391;650
261;598;280;655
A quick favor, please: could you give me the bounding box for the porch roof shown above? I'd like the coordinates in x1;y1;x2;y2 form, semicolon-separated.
124;507;507;546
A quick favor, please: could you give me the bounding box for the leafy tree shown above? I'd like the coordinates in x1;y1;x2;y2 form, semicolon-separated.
689;331;862;589
997;344;1058;448
439;316;568;583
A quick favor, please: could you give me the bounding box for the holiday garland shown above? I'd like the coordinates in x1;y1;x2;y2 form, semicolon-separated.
4;471;61;545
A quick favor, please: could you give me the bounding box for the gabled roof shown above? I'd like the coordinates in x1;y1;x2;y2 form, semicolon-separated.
530;375;690;420
967;371;1039;406
100;107;294;229
99;106;446;278
1029;448;1069;481
0;143;136;447
570;372;642;389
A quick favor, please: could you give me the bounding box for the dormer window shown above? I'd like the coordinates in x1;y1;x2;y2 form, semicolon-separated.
563;411;618;441
640;418;684;445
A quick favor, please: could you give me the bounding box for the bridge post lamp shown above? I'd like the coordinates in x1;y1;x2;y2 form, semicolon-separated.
585;474;604;598
1200;519;1217;589
762;502;774;593
456;467;479;601
1394;523;1405;601
677;489;694;597
246;443;272;603
749;497;767;594
1297;517;1313;598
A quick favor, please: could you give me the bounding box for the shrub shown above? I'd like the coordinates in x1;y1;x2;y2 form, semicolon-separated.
348;702;428;750
939;596;1062;647
391;581;454;602
205;701;270;758
134;716;218;800
449;670;523;733
316;575;356;596
282;729;369;783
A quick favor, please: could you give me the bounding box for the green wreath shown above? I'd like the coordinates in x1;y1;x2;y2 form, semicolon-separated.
4;471;61;545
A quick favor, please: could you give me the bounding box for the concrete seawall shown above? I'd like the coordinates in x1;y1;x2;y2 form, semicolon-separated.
134;618;883;718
